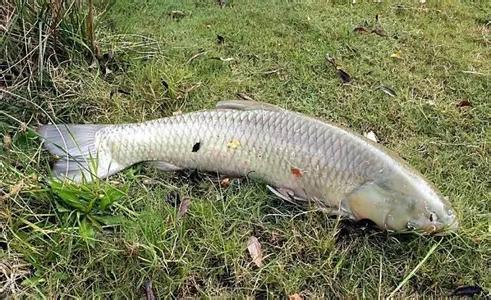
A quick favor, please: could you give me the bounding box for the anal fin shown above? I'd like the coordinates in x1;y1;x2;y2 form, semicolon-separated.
267;185;306;203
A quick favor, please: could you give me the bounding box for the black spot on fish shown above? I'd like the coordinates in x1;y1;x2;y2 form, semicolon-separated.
192;142;201;152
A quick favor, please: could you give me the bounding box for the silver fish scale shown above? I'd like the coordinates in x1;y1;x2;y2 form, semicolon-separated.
97;109;387;206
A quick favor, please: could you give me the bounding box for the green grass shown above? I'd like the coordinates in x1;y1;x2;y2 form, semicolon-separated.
1;0;490;298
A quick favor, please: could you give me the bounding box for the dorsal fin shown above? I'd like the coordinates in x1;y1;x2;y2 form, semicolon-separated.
216;100;283;111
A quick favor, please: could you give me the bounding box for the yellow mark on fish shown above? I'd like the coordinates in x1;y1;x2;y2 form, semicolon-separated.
227;139;241;150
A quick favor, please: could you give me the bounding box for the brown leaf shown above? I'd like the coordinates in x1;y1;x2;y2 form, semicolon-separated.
216;34;224;44
178;198;191;217
289;294;303;300
325;55;351;83
161;79;169;93
290;167;303;178
451;285;483;297
372;26;387;37
353;25;370;33
217;0;226;7
373;15;387;37
336;67;351;83
219;177;231;188
169;10;185;19
456;99;472;108
165;191;181;207
247;236;263;267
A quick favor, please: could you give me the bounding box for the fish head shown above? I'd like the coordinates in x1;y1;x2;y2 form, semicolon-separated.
344;171;458;234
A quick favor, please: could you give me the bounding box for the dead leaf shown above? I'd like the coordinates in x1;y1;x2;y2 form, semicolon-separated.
451;285;483;297
169;10;185;19
336;67;352;83
353;25;370;33
326;54;351;83
390;50;402;59
364;131;379;143
373;15;387;37
289;294;303;300
0;180;24;202
3;133;12;150
217;34;224;44
378;85;397;97
290;167;303;178
217;0;226;7
456;99;472;108
19;122;28;132
178;198;191;217
325;54;336;67
227;139;241;150
247;236;263;267
219;177;231;188
165;190;181;207
124;241;140;257
161;79;169;93
372;26;387;37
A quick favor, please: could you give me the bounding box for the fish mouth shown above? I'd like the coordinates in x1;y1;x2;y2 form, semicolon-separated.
408;218;459;235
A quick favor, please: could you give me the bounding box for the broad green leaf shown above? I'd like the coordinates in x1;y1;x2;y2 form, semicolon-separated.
79;217;96;247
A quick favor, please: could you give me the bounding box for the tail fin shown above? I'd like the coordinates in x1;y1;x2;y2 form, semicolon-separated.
37;124;121;183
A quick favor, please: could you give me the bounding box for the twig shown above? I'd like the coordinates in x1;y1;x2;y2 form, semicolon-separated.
186;50;207;64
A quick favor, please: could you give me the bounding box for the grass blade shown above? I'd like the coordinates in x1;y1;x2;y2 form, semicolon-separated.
388;241;441;299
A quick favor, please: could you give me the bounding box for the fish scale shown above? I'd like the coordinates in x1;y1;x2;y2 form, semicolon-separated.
37;100;458;233
97;109;370;206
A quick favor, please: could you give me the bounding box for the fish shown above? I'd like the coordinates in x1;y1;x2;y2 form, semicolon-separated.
37;100;458;234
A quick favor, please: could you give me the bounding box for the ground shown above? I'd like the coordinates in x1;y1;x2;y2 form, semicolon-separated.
1;0;490;298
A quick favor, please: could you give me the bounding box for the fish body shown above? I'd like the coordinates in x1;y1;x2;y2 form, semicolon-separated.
38;100;458;233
